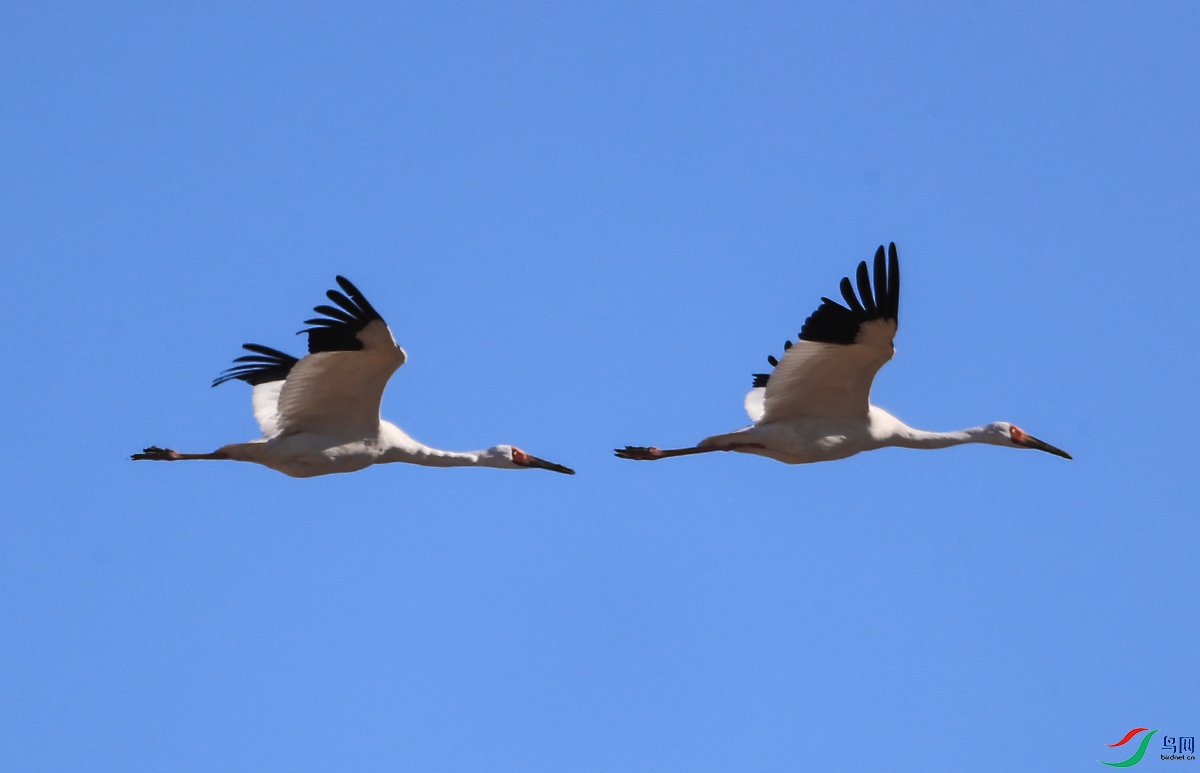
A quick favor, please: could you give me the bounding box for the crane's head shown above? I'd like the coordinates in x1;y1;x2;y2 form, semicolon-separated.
490;445;576;474
987;422;1072;459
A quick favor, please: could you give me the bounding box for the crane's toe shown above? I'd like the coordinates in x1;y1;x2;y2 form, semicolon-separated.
614;446;663;461
131;446;179;461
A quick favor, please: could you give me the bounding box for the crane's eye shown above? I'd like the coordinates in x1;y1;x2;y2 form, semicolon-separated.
511;448;529;465
1009;426;1026;443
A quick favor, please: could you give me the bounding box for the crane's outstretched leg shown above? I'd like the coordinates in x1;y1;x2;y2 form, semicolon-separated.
131;446;229;462
615;445;712;460
614;443;764;461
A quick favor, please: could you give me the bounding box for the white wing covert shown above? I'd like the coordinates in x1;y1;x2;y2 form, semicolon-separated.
750;244;900;422
743;387;765;422
251;381;285;437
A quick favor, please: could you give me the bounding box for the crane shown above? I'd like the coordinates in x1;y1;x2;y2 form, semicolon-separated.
615;243;1071;465
133;276;575;477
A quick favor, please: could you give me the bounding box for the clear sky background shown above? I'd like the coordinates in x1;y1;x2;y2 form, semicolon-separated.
1;2;1197;771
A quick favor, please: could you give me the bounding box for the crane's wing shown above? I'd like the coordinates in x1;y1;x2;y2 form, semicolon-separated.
213;276;406;438
749;243;899;422
277;276;405;436
213;344;298;437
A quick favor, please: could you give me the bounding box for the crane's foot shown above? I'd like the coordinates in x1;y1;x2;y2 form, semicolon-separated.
614;446;664;461
131;446;180;461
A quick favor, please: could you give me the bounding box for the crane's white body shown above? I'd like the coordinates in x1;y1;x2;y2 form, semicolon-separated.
698;406;1017;465
217;419;523;479
616;244;1070;464
136;279;574;477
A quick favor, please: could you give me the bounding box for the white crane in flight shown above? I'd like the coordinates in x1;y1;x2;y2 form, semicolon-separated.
616;243;1070;465
134;276;575;478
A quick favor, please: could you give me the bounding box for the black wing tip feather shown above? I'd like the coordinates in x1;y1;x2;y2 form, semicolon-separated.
212;344;299;387
299;275;386;354
752;242;901;385
798;242;899;344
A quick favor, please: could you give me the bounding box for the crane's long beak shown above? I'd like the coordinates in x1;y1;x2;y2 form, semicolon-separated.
1016;433;1073;459
521;454;576;475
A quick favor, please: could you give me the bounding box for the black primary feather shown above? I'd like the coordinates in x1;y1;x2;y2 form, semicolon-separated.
752;243;901;385
886;242;900;319
213;344;299;387
840;278;865;314
856;258;878;316
873;246;887;315
298;275;386;354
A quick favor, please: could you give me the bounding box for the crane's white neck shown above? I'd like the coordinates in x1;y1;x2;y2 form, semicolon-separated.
378;443;519;469
375;423;519;469
890;424;1008;450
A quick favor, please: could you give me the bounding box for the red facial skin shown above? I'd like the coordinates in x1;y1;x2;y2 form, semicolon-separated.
1009;426;1027;444
511;448;529;465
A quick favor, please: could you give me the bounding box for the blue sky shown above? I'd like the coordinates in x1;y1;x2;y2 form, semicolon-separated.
1;2;1197;770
